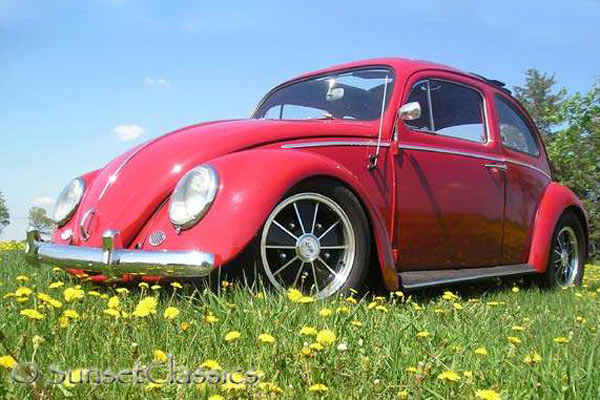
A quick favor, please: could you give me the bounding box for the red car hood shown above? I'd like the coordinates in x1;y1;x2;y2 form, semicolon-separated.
72;119;377;247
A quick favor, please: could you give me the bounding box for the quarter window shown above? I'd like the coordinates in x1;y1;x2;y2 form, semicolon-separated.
494;96;539;156
405;79;486;143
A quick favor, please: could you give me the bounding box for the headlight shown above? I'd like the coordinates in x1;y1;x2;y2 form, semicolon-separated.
53;177;85;226
169;165;219;229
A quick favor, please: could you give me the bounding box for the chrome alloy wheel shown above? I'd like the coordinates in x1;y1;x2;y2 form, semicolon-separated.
553;226;580;287
260;193;356;298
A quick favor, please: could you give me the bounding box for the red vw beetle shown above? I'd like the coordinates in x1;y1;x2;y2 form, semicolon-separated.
25;58;589;298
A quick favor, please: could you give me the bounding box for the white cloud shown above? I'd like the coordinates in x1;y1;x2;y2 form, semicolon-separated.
145;76;170;88
112;124;145;141
33;196;54;207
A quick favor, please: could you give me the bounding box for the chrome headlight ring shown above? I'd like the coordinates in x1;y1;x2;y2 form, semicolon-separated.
53;177;86;227
169;164;219;230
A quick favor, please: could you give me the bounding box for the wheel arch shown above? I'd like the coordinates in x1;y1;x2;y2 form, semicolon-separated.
528;182;589;272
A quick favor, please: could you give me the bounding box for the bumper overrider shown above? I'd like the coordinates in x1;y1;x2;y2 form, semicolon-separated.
24;229;216;278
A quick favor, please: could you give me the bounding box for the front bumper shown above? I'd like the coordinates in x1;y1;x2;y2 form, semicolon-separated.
24;229;215;278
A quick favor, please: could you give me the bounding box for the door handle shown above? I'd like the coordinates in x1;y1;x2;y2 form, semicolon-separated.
484;163;508;171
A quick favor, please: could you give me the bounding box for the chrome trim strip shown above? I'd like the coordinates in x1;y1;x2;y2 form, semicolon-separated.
25;229;215;278
398;144;552;179
282;140;391;149
98;138;161;200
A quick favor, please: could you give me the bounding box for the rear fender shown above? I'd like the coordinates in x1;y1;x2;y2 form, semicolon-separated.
528;182;588;272
133;149;398;291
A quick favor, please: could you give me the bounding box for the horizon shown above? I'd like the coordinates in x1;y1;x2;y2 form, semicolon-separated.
1;0;600;240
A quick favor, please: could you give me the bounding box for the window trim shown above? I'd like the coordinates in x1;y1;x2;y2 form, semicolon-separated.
403;78;490;145
250;65;396;121
494;94;541;157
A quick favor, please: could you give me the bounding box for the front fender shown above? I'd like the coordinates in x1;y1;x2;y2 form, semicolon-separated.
133;149;398;291
528;182;588;272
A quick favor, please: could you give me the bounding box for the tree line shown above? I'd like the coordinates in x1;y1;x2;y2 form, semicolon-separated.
0;68;597;258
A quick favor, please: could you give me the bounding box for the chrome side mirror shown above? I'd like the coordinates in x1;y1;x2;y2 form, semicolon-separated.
399;102;421;121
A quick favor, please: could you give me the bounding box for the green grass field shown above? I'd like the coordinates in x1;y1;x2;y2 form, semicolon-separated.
1;241;599;399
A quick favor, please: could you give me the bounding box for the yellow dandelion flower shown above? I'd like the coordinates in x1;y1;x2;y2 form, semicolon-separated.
309;343;324;351
309;383;328;393
487;301;499;307
298;296;314;303
351;320;363;327
258;382;284;394
145;381;164;391
475;347;488;356
512;325;525;332
553;337;569;344
36;293;63;308
367;301;377;310
153;350;168;363
63;309;79;319
0;355;18;369
204;313;218;324
208;395;225;400
163;307;180;320
512;287;520;293
318;308;333;317
398;389;409;399
476;389;502;400
63;287;85;302
453;303;463;310
300;326;318;336
107;295;120;310
507;336;521;345
88;291;101;297
375;305;389;312
49;281;64;289
301;345;312;356
316;329;336;346
523;351;542;365
15;287;32;297
20;309;44;320
221;380;245;391
115;288;129;295
170;282;183;289
464;370;473;379
201;359;222;370
16;275;29;282
224;331;241;342
442;291;459;301
405;366;418;373
180;322;191;331
416;331;430;339
346;296;358;304
395;291;405;298
437;370;460;382
287;288;303;302
103;309;120;318
58;316;69;328
258;333;276;344
151;284;161;291
138;282;149;290
132;297;158;317
336;306;350;314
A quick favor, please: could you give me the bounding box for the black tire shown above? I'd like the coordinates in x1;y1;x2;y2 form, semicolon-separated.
538;211;586;288
246;178;371;298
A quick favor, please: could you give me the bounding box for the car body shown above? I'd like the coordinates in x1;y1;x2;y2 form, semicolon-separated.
25;58;589;297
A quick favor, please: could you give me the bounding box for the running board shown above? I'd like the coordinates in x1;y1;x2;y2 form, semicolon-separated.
399;264;537;290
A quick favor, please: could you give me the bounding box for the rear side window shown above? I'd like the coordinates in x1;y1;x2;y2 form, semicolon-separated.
494;96;540;156
405;79;486;143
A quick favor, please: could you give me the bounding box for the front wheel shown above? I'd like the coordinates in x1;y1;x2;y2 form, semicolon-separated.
539;212;585;288
257;181;370;299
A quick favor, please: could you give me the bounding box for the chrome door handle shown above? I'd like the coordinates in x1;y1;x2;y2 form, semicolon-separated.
484;163;508;171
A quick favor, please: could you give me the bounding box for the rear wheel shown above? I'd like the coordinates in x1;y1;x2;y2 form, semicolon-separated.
257;181;370;298
539;212;585;288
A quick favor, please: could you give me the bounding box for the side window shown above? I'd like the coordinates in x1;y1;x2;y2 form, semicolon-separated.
494;96;539;156
404;79;486;143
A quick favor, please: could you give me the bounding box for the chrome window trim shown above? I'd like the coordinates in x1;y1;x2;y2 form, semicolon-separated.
282;140;391;149
280;140;550;179
403;77;491;145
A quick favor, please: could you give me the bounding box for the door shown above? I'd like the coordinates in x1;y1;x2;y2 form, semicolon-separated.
394;75;505;270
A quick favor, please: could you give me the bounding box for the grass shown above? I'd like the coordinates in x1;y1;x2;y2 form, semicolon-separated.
1;241;599;399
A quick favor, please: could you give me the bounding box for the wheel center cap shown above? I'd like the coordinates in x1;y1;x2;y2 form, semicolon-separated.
296;234;320;262
561;251;569;266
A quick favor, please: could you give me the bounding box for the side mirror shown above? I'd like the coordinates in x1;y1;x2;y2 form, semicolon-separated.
399;102;421;121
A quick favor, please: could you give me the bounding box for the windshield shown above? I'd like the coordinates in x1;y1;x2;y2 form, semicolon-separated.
252;68;394;121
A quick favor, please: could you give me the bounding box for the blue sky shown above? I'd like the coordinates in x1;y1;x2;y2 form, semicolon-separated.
1;0;599;240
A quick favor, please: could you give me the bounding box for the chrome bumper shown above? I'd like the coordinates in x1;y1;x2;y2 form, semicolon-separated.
24;229;215;278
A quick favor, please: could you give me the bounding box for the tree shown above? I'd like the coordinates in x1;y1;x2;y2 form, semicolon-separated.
28;206;55;234
0;191;9;235
513;68;566;139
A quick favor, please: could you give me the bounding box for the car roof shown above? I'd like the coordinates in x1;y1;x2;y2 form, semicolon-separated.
284;57;508;94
